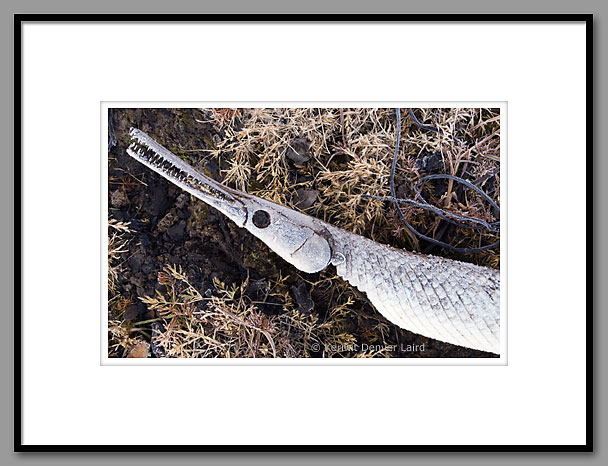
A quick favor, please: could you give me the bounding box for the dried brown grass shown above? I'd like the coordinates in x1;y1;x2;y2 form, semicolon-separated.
208;107;500;257
139;265;370;358
111;107;500;358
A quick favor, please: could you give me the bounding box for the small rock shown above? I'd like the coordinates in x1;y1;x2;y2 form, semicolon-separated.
173;193;189;211
283;137;312;164
291;281;315;314
414;152;443;173
167;221;186;242
157;211;177;233
124;304;139;321
127;341;149;358
294;189;319;210
110;189;129;208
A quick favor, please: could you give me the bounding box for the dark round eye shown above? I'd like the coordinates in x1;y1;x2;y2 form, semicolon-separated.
252;210;271;228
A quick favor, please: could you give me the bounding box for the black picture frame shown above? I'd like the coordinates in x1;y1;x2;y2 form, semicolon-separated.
14;13;593;453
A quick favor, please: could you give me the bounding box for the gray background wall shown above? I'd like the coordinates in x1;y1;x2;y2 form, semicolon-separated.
2;1;601;465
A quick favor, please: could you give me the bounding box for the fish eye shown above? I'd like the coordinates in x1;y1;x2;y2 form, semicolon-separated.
252;210;271;228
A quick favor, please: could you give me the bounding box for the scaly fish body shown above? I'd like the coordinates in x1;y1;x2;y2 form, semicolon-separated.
126;128;500;354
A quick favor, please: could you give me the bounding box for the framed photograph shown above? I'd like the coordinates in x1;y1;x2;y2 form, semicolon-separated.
105;104;504;363
17;14;591;451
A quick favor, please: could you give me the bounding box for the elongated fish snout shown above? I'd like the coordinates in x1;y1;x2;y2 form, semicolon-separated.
126;128;248;227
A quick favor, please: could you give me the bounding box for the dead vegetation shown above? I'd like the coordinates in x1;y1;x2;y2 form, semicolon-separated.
135;264;386;358
107;216;139;356
207;108;499;263
108;107;500;358
107;218;132;294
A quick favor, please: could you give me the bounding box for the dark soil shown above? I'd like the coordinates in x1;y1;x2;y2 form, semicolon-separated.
107;108;498;359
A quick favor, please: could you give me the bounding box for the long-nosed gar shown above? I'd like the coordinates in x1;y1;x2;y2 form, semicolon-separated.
126;128;501;354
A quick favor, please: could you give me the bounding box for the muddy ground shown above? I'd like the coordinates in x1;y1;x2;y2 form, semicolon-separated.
107;108;499;358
